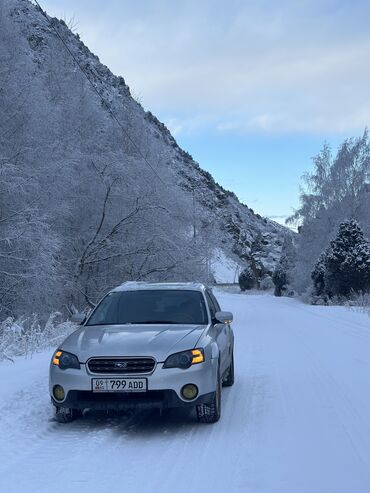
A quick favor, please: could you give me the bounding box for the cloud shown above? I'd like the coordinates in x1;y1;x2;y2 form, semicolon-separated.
42;0;370;136
163;115;213;136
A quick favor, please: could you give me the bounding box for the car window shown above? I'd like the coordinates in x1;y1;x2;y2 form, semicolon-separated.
205;291;217;320
209;291;221;312
86;290;208;326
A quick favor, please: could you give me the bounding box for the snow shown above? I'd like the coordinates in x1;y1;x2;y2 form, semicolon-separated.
1;292;370;492
211;248;241;283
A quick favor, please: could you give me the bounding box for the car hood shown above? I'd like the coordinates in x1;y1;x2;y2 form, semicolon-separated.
60;324;207;363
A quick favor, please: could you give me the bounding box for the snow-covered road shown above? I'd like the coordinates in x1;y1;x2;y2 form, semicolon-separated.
1;292;370;493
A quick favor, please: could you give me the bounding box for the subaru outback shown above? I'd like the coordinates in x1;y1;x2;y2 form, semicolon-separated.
49;282;234;423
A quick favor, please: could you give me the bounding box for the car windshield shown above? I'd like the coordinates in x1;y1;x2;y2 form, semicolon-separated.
86;289;209;326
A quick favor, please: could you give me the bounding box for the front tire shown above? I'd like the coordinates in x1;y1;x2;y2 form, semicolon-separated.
54;406;82;423
196;367;221;423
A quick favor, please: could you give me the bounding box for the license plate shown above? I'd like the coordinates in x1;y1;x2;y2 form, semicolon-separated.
92;378;147;392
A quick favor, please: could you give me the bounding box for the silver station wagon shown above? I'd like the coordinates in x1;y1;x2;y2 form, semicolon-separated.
49;282;234;423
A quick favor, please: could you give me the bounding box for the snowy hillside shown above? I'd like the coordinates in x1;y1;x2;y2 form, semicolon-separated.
1;291;370;493
5;0;286;287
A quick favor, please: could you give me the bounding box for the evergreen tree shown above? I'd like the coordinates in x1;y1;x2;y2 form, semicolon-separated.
311;254;327;296
288;132;370;294
238;266;256;291
312;220;370;297
272;235;296;296
272;263;288;297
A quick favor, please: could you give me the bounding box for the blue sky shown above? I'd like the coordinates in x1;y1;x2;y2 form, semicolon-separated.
40;0;370;223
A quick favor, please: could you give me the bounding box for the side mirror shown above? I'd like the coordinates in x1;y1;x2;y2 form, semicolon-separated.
70;313;86;325
215;311;233;324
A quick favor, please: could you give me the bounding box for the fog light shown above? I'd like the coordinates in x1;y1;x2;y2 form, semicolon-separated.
53;385;65;401
181;384;198;400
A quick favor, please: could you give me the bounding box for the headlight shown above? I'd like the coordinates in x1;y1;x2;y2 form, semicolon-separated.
52;350;80;370
163;349;205;369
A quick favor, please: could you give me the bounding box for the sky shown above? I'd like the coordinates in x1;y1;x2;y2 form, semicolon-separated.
39;0;370;224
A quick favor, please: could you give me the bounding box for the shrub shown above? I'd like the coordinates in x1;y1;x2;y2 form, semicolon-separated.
260;276;274;291
272;265;288;296
0;312;76;362
238;267;256;291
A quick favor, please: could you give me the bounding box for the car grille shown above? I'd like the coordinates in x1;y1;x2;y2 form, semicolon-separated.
87;357;156;374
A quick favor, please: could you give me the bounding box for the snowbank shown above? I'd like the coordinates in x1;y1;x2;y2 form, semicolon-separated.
0;312;75;362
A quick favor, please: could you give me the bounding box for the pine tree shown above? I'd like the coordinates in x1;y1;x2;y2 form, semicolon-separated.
238;266;256;291
272;235;296;296
272;264;287;297
311;254;327;296
312;220;370;297
287;132;370;294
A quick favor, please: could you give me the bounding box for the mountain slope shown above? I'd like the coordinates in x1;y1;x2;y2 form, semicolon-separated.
0;0;288;316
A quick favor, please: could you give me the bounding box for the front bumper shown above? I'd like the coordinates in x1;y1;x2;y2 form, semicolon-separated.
52;389;215;411
49;357;218;410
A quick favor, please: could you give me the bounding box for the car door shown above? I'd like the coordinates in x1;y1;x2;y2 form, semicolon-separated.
205;289;229;376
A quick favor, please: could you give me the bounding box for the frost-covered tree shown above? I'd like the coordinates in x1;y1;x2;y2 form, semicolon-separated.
0;0;285;321
288;132;370;293
272;235;296;296
0;3;59;317
0;0;216;318
272;265;287;297
312;220;370;297
311;254;327;297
